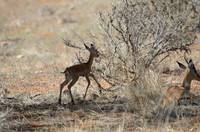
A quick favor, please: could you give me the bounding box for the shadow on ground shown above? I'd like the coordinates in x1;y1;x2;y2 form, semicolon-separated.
0;91;200;131
0;95;130;131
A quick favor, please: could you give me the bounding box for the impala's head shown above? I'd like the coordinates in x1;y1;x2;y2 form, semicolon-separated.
177;58;200;81
84;43;99;57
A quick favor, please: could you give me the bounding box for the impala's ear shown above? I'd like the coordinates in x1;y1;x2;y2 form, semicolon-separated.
188;59;193;65
177;61;186;69
84;44;90;50
188;59;195;69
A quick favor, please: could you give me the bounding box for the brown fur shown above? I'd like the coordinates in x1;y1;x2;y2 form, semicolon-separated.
161;86;184;108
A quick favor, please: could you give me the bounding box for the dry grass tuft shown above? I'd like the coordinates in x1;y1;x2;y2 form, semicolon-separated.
125;69;162;116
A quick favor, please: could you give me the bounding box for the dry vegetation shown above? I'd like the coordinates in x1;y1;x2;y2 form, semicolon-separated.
0;0;200;131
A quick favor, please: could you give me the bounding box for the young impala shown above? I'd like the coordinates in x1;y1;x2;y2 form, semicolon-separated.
161;57;200;109
58;43;102;105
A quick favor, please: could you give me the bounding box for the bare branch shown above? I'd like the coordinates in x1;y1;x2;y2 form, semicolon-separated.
99;0;199;83
62;38;84;50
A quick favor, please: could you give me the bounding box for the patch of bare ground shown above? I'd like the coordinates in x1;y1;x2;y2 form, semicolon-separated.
1;98;199;131
1;69;200;131
0;93;133;131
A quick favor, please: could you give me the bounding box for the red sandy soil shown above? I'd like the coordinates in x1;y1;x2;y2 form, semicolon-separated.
8;73;112;94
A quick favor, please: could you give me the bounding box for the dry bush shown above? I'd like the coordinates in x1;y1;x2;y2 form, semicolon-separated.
98;0;200;116
0;108;12;131
0;75;10;99
99;0;199;83
125;69;162;116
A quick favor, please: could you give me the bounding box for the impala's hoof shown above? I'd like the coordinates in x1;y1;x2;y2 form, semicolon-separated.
99;89;102;94
58;99;62;105
63;89;68;94
71;101;75;105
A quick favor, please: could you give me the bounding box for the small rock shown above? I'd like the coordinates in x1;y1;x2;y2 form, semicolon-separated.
39;5;54;16
57;17;76;25
34;70;42;74
16;54;24;59
57;18;67;25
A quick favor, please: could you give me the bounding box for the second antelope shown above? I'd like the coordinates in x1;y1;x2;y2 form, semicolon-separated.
58;43;101;105
161;57;200;109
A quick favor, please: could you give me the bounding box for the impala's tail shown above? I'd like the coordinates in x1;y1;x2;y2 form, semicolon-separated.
60;68;68;74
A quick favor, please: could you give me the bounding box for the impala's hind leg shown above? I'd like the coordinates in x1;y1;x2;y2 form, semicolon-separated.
68;77;79;104
58;78;70;105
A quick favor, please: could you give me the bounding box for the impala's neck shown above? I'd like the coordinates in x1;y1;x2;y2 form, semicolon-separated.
86;53;94;70
181;71;192;91
182;78;191;91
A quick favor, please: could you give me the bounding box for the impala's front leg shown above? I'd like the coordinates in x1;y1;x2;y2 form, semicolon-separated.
83;75;91;100
90;73;103;94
